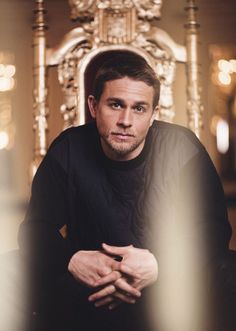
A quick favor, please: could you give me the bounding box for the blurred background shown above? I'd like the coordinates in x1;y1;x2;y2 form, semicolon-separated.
0;0;236;253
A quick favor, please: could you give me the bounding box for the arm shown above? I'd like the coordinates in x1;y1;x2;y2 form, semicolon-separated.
178;149;231;268
18;152;73;290
175;146;235;329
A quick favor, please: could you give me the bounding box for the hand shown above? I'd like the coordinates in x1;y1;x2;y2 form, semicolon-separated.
88;272;141;307
96;243;158;291
88;244;158;308
68;250;120;288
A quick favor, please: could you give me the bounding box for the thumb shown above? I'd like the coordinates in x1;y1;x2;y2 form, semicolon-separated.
102;243;132;256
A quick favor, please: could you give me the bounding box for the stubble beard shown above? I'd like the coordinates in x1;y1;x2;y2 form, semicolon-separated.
101;133;145;159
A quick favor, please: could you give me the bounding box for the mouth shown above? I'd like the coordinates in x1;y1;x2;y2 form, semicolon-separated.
111;132;134;141
111;132;135;140
112;132;135;137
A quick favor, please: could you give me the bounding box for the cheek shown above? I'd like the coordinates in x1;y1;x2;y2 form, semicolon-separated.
96;114;114;133
136;120;152;135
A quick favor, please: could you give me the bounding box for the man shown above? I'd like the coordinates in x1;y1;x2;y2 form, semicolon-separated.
19;51;233;331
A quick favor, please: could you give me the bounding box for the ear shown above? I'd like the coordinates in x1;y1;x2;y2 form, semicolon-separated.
88;95;97;119
150;105;159;126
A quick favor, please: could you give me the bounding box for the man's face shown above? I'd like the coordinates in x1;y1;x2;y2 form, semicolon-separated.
88;77;157;161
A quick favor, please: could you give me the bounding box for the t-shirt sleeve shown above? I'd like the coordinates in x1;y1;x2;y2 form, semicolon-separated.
167;144;236;308
146;134;232;286
178;148;231;260
18;152;71;278
18;137;88;302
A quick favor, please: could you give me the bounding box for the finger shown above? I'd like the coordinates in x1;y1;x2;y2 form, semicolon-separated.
94;295;114;308
88;284;116;302
114;278;141;297
119;263;137;277
94;270;122;287
111;259;122;271
113;291;136;304
102;243;132;256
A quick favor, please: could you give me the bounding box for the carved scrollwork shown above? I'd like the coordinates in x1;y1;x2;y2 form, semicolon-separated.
58;56;78;129
156;59;176;122
69;0;96;21
134;34;176;121
58;45;91;129
97;0;133;9
133;0;162;20
96;1;136;43
132;32;176;122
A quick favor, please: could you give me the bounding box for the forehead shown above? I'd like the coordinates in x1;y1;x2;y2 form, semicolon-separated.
101;77;154;103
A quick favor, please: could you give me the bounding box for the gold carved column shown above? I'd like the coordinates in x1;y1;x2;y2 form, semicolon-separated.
31;0;49;178
185;0;203;139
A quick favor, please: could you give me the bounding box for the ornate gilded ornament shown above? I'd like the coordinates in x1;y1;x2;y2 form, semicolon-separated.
133;0;162;20
31;0;203;175
68;0;96;21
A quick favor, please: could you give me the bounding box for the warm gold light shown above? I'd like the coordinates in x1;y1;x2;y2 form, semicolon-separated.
0;64;5;76
216;119;229;154
0;131;9;150
218;59;233;73
5;65;16;78
210;115;221;136
218;71;231;85
0;77;15;92
229;59;236;73
0;64;16;91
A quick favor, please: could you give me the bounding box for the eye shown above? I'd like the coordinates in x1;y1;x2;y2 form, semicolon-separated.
110;102;122;110
135;105;145;113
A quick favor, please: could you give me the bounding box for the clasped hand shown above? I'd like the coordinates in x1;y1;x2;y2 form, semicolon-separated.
68;243;158;309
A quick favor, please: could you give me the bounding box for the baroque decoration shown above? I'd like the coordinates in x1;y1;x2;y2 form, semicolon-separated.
31;0;203;176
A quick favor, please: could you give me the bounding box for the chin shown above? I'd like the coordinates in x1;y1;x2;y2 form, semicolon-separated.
110;142;132;153
110;143;139;159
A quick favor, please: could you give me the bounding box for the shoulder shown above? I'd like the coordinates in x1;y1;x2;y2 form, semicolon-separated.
149;120;207;168
47;121;97;157
151;120;205;151
42;121;98;171
151;120;202;146
49;121;97;151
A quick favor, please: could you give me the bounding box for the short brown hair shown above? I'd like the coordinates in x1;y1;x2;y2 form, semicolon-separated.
92;51;160;108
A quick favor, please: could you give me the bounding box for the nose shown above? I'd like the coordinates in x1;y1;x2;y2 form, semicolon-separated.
117;108;133;128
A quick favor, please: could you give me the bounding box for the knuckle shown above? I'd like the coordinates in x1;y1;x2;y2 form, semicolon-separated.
120;263;132;274
114;271;121;278
100;268;109;277
114;278;123;286
107;285;116;294
89;279;97;288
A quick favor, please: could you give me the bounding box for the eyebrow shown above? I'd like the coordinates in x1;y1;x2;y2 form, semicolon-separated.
106;97;125;105
106;97;150;106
